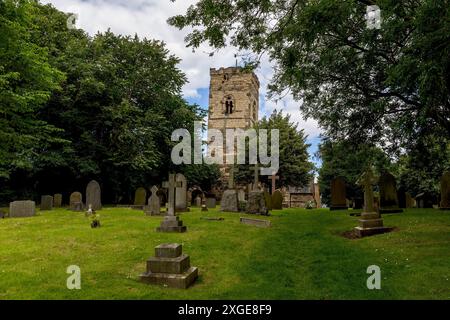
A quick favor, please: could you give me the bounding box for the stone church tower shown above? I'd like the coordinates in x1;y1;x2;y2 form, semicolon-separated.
207;67;260;189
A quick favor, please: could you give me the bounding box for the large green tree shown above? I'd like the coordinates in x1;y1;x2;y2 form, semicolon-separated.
169;0;449;150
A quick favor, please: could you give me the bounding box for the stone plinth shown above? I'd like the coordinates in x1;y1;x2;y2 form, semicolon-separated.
156;215;187;233
221;189;239;212
140;243;198;289
354;212;393;237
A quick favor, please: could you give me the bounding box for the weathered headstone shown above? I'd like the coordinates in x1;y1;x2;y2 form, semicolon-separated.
40;195;53;211
221;190;239;212
237;189;246;202
264;190;272;211
70;192;83;211
271;189;283;210
145;186;162;216
53;194;63;208
354;168;393;237
86;180;102;211
330;177;348;210
240;217;271;228
158;174;186;232
140;243;198;289
440;171;450;210
175;173;188;212
134;187;147;206
9;201;36;218
246;191;269;215
206;197;216;209
194;196;202;207
379;172;403;213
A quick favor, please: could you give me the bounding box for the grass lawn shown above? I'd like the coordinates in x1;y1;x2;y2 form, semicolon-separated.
0;207;449;300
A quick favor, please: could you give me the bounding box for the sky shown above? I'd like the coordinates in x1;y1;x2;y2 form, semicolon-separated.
41;0;323;167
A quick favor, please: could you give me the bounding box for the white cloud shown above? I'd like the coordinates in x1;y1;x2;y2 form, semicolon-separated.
41;0;323;139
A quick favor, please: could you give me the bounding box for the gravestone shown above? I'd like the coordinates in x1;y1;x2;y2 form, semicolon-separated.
440;171;450;210
9;201;36;218
271;189;283;210
158;174;187;232
53;194;63;208
134;187;147;206
194;196;202;207
144;186;162;216
405;192;414;208
40;195;53;211
86;180;102;211
238;189;246;202
379;172;403;213
354;168;394;237
221;190;239;212
330;177;348;210
206;197;216;209
175;173;188;212
264;190;272;211
246;191;269;215
140;243;198;289
70;192;83;211
240;217;271;228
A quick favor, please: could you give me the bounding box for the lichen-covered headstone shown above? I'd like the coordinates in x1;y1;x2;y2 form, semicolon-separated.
440;171;450;210
246;190;269;215
9;201;36;218
86;180;102;211
40;195;53;211
134;187;147;206
53;194;62;208
271;189;283;210
330;177;347;210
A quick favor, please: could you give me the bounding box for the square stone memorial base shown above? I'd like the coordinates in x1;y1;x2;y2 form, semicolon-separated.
140;243;198;289
354;212;394;237
156;216;187;233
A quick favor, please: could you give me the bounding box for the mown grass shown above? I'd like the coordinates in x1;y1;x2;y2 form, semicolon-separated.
0;207;449;299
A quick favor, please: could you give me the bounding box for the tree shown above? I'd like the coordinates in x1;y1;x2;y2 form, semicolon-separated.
317;140;390;205
169;0;450;151
236;110;313;188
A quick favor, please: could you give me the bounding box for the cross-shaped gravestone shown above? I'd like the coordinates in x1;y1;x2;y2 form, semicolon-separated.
269;173;280;194
250;164;260;191
163;174;182;216
357;167;378;213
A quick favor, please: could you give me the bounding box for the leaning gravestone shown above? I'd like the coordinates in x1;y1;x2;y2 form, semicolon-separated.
9;201;36;218
379;172;403;213
40;195;53;211
53;194;62;208
440;171;450;210
134;187;147;206
70;192;83;211
175;173;188;212
140;243;198;289
144;186;161;216
330;177;348;210
86;180;102;211
271;189;283;210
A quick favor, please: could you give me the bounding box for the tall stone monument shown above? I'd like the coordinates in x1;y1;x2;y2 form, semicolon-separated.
140;243;198;289
354;168;393;237
330;177;348;210
86;180;102;211
379;172;403;213
157;174;187;232
440;171;450;210
175;173;188;212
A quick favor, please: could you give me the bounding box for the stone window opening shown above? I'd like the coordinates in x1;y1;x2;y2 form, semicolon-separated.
225;97;234;115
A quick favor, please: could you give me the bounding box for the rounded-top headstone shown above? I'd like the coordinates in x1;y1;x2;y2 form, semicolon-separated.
379;172;399;208
134;187;147;206
271;189;283;210
86;180;102;211
331;177;347;209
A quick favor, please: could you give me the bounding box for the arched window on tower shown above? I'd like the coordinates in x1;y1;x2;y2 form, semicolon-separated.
225;96;234;115
252;101;257;120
